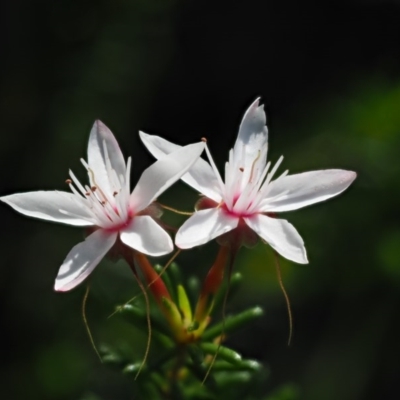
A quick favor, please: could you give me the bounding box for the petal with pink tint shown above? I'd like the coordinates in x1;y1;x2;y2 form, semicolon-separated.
260;170;357;213
130;141;205;212
139;132;222;203
87;120;126;196
232;98;269;180
0;191;95;226
54;229;117;291
120;215;173;256
244;214;308;264
176;208;239;249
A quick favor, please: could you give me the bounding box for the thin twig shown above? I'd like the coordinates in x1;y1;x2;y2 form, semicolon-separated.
158;202;194;216
108;249;181;319
82;285;102;362
202;246;238;384
273;250;293;346
127;258;152;380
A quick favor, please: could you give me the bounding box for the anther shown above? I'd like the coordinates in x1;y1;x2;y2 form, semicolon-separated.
65;179;72;184
91;186;97;192
101;200;106;205
113;191;118;197
201;137;207;142
239;167;244;172
85;191;91;196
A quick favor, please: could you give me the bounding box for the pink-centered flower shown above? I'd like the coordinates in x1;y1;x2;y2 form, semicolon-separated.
140;98;356;264
0;121;205;291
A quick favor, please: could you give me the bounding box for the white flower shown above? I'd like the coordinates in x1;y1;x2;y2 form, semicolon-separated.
0;121;205;291
139;98;356;264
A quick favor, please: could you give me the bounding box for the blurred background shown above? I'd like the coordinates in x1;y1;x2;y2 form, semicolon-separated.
1;0;400;398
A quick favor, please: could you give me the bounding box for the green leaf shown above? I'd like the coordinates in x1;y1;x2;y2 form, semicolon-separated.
123;362;144;375
212;272;243;313
202;306;264;341
169;262;183;286
215;370;253;387
212;359;262;372
199;343;242;365
187;276;201;305
161;296;183;327
177;284;193;322
188;344;205;365
117;304;172;339
154;264;176;301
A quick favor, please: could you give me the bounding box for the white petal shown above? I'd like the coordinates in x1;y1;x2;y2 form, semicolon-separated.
175;208;238;249
244;214;308;264
139;131;182;160
120;215;173;256
261;170;357;212
87;120;126;196
54;229;117;291
130;141;206;212
232;98;269;182
139;132;222;202
0;191;95;226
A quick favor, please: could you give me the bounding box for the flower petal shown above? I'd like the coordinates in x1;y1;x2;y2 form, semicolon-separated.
130;141;206;212
261;170;357;212
232;98;269;183
87;120;126;196
0;191;95;226
120;215;173;256
139;132;222;202
244;214;308;264
175;208;239;249
54;229;117;291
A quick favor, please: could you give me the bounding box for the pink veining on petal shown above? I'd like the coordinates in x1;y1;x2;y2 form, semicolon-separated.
221;202;254;219
104;207;135;233
104;216;133;233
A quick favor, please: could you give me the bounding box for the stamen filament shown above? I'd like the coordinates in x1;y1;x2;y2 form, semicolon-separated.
264;155;284;189
224;161;234;209
204;144;226;196
69;170;87;197
125;157;132;203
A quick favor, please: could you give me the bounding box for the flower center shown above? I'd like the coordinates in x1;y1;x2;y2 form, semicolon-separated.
67;156;132;229
104;214;134;233
221;201;254;218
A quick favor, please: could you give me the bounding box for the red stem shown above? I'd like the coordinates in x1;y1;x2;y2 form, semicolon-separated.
194;245;230;322
133;252;171;305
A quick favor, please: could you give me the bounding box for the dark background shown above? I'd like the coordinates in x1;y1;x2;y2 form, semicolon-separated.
1;0;400;399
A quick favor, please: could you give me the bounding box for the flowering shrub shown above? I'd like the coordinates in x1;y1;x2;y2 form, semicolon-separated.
0;99;355;399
